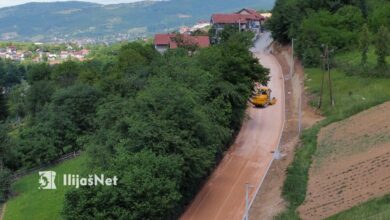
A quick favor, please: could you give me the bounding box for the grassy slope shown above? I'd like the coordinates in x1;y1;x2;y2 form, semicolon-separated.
276;49;390;219
4;155;86;220
327;194;390;220
305;68;390;117
335;46;388;68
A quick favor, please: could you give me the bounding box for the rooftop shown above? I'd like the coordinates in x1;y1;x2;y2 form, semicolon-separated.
211;8;264;24
154;34;210;49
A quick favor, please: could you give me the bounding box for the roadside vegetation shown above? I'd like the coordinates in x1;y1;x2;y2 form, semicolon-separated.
268;0;390;219
277;59;390;220
0;29;269;219
327;194;390;220
268;0;390;71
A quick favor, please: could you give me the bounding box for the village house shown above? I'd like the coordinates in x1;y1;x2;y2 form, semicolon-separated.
47;53;57;61
60;51;70;59
210;8;265;43
6;46;17;54
154;34;210;53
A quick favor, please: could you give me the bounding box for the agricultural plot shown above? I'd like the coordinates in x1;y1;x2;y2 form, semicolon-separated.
298;102;390;219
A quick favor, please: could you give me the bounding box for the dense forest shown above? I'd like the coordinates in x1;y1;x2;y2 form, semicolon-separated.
0;29;269;219
267;0;390;75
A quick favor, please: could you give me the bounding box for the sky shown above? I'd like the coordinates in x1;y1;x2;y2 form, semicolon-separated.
0;0;145;8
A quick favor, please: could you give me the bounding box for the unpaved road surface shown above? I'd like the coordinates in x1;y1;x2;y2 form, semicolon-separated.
181;33;285;220
249;44;323;220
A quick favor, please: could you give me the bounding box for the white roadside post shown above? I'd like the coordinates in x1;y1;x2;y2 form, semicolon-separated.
290;38;295;79
298;80;302;135
244;183;255;220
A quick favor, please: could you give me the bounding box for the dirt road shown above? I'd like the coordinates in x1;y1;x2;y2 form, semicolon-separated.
180;33;285;220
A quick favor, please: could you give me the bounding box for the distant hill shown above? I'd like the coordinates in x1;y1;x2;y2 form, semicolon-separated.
0;0;275;43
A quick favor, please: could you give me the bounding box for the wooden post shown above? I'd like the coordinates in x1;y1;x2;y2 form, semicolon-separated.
327;48;335;107
318;45;327;109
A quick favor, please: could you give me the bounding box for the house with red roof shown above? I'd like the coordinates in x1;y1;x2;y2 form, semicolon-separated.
154;34;210;53
210;8;265;43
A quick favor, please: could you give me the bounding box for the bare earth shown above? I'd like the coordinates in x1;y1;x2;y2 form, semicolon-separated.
249;43;323;219
299;102;390;219
180;33;285;220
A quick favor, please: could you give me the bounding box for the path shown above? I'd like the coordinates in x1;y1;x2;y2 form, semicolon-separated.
180;32;285;220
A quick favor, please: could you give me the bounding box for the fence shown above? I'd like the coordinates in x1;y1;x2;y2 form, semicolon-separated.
10;151;81;181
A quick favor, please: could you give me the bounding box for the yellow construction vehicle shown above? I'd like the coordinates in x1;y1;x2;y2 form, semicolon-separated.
250;86;277;107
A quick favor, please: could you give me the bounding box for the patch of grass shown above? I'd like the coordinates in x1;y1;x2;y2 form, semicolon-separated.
4;155;86;220
281;124;322;208
334;48;390;77
305;67;390;118
276;64;390;218
327;194;390;220
334;47;380;67
274;208;301;220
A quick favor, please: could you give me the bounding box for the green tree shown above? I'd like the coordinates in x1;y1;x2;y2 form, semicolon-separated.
0;123;9;165
16;84;103;167
296;6;364;66
360;23;370;66
219;25;240;43
7;81;28;120
17;122;60;166
0;168;11;202
359;0;368;19
26;63;51;84
26;80;55;116
0;88;7;121
49;84;103;139
0;59;24;89
52;61;80;87
0;123;12;202
375;25;390;69
78;60;103;85
369;3;390;32
117;43;157;74
63;150;183;220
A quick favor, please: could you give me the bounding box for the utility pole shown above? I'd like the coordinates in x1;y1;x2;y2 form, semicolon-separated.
290;38;295;79
298;79;302;135
318;45;335;108
327;49;335;107
318;45;327;109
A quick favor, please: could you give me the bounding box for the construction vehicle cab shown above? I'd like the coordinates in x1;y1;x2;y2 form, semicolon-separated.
250;86;277;107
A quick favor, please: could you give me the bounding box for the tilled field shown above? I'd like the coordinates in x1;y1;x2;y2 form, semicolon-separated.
298;102;390;219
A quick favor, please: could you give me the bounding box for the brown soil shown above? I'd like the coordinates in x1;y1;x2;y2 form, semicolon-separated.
299;102;390;219
249;43;323;219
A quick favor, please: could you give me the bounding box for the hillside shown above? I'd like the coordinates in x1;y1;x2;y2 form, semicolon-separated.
299;102;390;219
0;0;274;42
